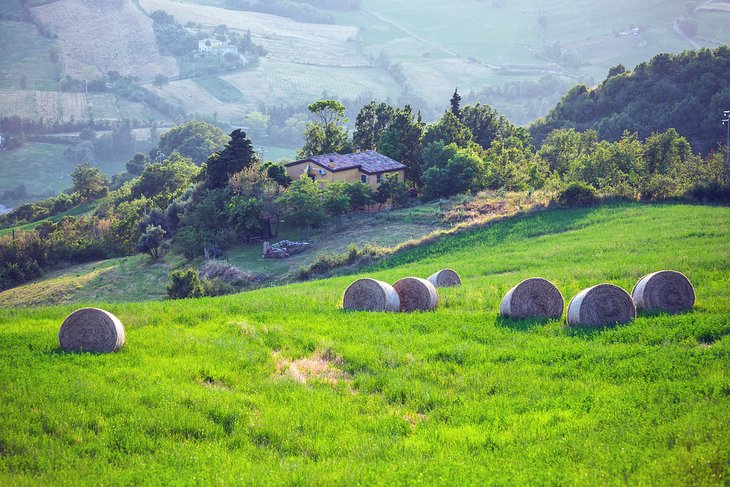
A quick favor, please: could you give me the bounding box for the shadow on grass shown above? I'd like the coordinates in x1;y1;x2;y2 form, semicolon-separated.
494;316;553;332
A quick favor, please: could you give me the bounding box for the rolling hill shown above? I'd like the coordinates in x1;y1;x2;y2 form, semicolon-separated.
0;202;728;484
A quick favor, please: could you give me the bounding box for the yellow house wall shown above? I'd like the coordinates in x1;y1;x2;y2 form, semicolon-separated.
285;162;405;190
360;169;406;190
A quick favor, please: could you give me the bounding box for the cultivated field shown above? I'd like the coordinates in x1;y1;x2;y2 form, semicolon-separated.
221;58;399;109
0;19;60;90
0;89;86;121
0;203;728;483
140;0;369;67
147;79;248;122
32;0;179;82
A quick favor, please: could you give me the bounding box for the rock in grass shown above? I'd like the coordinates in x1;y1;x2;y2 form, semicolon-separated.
59;308;126;353
632;270;695;314
427;269;461;288
393;277;439;312
342;278;400;312
500;277;564;319
567;284;636;327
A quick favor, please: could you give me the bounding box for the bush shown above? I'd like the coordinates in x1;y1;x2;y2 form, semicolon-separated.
558;182;597;207
687;182;730;203
199;259;250;284
202;278;237;297
296;244;382;280
167;268;204;299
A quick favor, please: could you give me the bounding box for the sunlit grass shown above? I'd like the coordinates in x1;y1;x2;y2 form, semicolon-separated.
0;203;728;484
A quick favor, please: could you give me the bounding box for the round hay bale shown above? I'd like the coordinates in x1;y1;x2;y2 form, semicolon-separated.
567;284;636;327
500;277;564;319
58;308;126;353
427;269;461;288
393;277;439;312
342;278;400;312
632;270;695;314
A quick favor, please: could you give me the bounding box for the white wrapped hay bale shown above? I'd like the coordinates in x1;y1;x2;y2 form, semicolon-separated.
427;269;461;288
393;277;439;312
632;270;695;314
567;284;636;327
500;277;564;319
59;308;126;353
342;278;400;312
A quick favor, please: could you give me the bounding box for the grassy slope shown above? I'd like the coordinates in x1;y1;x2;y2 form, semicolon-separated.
0;19;60;91
0;204;444;306
0;203;728;484
0;142;73;200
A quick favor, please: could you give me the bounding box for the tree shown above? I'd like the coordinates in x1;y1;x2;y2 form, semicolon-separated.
261;161;291;187
450;88;462;119
643;128;692;176
423;111;473;149
322;182;351;227
345;182;375;211
71;162;108;199
205;129;255;189
421;142;486;199
374;174;409;211
298;99;350;158
353;102;394;150
136;224;166;258
153;74;169;87
126;152;148;176
378;105;425;186
227;196;262;242
111;119;135;159
158;121;228;165
167;268;204;299
462;103;516;151
276;175;324;237
131;153;199;208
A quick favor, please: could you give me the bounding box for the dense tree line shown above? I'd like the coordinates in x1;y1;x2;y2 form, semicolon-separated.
530;47;730;153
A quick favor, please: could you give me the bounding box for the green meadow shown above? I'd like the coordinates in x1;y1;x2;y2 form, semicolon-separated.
0;203;728;484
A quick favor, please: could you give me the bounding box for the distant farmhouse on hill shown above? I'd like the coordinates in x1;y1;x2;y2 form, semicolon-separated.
197;38;237;54
285;150;406;190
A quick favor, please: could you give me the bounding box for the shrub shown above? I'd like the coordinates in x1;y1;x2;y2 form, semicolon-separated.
199;259;250;284
558;182;597;207
167;268;204;299
202;278;237;297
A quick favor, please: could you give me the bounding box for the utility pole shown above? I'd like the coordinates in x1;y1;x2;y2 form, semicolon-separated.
722;110;730;184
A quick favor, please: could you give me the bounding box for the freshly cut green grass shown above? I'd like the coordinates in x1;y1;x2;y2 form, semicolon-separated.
0;203;728;484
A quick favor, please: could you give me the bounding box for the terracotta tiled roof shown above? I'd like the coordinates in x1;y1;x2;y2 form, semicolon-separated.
285;150;406;175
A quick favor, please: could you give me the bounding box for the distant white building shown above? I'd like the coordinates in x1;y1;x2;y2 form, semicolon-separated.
198;38;237;54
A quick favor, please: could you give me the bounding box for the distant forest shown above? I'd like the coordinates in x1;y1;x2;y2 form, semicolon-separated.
530;47;730;154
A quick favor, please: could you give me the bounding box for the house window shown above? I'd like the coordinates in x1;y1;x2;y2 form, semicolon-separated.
361;175;367;183
376;174;382;183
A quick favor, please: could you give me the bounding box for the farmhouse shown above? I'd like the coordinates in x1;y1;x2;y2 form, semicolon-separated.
198;38;237;54
285;150;406;190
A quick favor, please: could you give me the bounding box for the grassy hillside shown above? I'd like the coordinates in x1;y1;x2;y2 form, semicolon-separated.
1;203;728;484
0;203;446;306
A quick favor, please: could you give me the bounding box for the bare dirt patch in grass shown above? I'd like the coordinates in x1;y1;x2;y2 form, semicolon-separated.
274;350;350;385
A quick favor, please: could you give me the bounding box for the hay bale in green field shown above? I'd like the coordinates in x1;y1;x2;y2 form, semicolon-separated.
59;308;126;353
393;277;439;312
567;284;636;327
342;278;400;312
427;269;461;288
632;270;695;313
500;277;564;319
